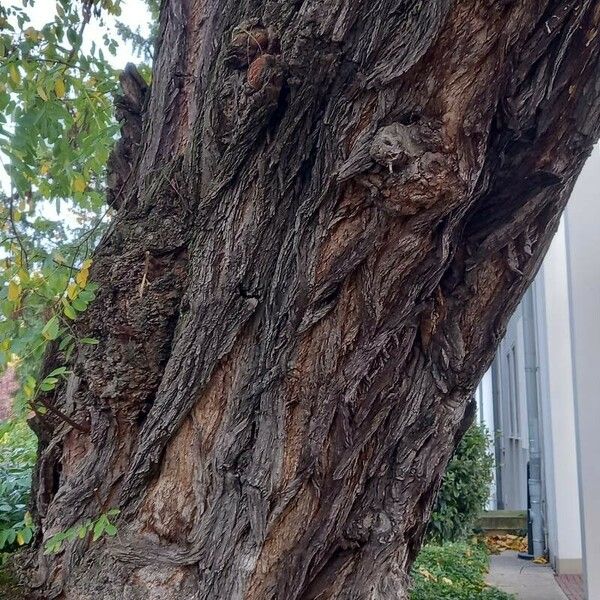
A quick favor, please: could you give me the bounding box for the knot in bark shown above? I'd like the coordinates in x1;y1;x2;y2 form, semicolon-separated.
225;20;280;69
369;123;419;173
246;53;283;95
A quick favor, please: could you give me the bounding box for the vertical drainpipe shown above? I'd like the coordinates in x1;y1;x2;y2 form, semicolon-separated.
523;285;545;558
491;358;504;511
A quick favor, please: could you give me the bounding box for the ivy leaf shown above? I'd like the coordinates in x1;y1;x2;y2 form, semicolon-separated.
47;367;68;377
39;376;59;391
24;26;41;42
92;516;107;541
7;280;21;302
41;316;60;340
71;297;88;311
72;174;86;193
54;77;66;98
59;334;74;351
62;299;77;320
66;282;78;300
9;64;21;85
76;260;92;287
19;526;33;544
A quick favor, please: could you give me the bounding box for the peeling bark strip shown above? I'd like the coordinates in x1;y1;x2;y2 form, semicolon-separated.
21;1;600;599
106;64;148;210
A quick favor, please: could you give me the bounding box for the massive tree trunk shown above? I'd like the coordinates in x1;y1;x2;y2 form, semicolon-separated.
18;1;600;598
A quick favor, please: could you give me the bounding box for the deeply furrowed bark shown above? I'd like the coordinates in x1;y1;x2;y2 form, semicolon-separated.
17;1;600;598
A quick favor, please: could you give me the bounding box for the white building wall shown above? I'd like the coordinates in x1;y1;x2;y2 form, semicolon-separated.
476;370;497;509
536;221;582;574
476;148;598;585
477;370;495;433
565;145;600;598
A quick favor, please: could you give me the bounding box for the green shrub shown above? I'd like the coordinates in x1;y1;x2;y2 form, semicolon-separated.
428;423;494;543
0;420;37;554
410;541;514;600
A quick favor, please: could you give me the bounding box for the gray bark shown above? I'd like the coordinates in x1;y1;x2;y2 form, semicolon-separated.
17;1;600;598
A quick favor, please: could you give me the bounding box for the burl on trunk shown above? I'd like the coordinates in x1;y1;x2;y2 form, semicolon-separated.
20;1;600;599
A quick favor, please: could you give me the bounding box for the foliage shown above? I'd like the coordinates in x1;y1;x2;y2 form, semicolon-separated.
0;0;120;205
1;251;99;420
0;419;119;558
0;420;36;556
410;541;514;600
0;0;155;426
44;508;120;554
0;0;124;417
0;0;141;563
428;424;494;543
0;0;151;567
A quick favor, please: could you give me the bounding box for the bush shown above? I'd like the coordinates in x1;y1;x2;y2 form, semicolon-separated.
410;541;514;600
428;424;494;543
0;420;37;555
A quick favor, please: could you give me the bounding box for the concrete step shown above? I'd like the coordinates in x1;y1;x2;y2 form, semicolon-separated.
477;510;527;534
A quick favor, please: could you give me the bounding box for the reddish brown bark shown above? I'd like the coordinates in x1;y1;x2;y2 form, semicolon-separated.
18;1;600;598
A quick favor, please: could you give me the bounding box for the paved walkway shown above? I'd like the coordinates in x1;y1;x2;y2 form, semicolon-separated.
555;575;585;600
487;551;568;599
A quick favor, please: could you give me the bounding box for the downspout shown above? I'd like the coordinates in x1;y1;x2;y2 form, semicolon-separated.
491;358;504;510
523;285;545;559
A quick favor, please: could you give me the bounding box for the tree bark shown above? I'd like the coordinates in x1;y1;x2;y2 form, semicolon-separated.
19;1;600;598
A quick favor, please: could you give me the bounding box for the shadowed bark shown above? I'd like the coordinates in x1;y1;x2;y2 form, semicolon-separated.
18;0;600;598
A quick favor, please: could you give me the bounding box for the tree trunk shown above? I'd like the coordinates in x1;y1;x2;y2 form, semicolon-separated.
19;1;600;598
